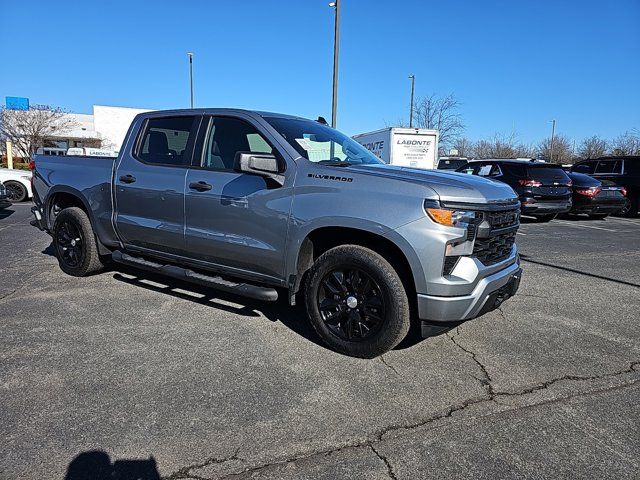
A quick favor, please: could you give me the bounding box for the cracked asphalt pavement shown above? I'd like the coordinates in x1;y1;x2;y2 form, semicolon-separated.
1;203;639;479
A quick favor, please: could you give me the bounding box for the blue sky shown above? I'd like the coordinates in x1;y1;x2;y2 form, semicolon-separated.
1;0;638;144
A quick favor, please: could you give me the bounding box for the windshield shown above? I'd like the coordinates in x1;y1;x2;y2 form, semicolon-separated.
264;117;384;166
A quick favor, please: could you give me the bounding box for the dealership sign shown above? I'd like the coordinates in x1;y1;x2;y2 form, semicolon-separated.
5;97;29;110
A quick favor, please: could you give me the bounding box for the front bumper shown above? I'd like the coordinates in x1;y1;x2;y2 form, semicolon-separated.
417;260;521;325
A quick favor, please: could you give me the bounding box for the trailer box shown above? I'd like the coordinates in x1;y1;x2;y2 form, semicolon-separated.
352;127;439;169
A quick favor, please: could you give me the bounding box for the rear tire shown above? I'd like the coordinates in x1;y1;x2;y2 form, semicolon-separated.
53;207;105;276
4;181;27;203
533;214;557;222
304;245;410;358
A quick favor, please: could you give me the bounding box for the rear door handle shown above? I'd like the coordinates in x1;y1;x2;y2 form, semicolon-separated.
119;174;136;184
189;181;212;192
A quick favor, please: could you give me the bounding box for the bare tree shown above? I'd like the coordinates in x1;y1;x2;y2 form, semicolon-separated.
610;130;640;156
470;133;533;159
536;134;574;163
411;93;464;151
577;135;608;159
0;105;77;159
451;137;473;157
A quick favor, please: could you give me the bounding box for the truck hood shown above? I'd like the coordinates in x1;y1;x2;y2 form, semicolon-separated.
350;164;518;205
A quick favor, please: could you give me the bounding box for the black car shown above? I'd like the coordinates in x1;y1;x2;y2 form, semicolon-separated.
571;156;639;217
457;159;572;222
565;172;626;219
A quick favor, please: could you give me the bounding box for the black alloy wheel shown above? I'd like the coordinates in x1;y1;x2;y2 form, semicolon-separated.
4;181;27;202
317;267;385;341
55;218;85;269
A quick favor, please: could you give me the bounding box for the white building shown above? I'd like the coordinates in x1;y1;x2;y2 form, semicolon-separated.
38;105;150;155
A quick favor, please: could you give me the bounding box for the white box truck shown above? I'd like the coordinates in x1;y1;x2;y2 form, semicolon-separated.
352;127;439;169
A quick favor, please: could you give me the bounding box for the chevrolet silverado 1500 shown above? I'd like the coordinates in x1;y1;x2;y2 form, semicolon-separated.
31;109;522;358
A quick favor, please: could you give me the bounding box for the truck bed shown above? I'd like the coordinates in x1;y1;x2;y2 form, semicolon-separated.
32;154;117;243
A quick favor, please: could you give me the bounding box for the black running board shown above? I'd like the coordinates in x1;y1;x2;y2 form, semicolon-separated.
111;250;278;302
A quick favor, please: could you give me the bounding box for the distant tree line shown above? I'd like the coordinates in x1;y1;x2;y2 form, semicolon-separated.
398;93;639;164
452;130;640;164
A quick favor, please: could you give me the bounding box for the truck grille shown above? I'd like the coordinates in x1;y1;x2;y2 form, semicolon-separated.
473;231;517;265
472;208;520;266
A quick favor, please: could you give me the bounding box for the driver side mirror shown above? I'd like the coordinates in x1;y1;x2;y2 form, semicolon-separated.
234;152;284;185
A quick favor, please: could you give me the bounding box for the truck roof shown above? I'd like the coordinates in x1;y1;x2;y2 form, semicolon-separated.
134;108;309;121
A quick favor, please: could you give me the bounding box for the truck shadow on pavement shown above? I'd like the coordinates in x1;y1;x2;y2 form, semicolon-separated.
108;263;427;353
65;450;160;480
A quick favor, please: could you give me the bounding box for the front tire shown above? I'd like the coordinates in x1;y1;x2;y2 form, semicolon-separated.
4;181;27;202
53;207;105;276
533;214;557;222
304;245;410;358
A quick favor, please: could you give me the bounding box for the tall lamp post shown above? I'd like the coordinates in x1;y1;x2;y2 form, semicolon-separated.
408;74;415;128
549;119;556;162
187;52;194;109
329;1;341;128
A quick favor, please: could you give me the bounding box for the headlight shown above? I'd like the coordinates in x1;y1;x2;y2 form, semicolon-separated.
423;199;477;228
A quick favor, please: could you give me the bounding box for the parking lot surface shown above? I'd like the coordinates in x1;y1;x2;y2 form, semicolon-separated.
1;203;639;479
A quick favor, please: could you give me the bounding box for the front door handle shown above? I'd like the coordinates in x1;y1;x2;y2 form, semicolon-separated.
119;174;136;184
189;181;212;192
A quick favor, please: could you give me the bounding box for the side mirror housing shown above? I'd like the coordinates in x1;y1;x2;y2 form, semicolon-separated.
234;152;284;185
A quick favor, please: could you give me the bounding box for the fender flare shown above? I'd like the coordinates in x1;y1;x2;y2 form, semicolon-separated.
284;216;426;295
45;185;111;255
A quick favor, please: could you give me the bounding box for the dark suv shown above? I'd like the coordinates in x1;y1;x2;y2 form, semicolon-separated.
570;156;640;217
458;159;572;221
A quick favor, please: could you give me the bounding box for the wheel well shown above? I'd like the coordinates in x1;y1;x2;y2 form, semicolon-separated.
47;192;88;229
295;227;416;300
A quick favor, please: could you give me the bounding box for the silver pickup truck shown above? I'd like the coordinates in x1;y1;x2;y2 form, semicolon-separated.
31;109;522;358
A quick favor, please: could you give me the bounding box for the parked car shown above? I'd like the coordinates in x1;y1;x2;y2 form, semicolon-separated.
565;172;626;218
0;168;33;202
437;157;468;170
570;156;639;217
457;159;572;222
0;182;11;209
31;109;522;358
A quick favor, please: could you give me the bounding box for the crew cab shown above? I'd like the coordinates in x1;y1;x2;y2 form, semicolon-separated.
31;109;522;358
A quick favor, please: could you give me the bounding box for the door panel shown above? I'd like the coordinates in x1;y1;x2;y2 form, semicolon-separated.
114;115;200;255
184;169;291;279
114;164;187;254
183;115;292;281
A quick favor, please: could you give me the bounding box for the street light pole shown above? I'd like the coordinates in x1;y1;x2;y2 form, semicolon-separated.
408;74;415;128
187;52;194;109
329;0;341;128
549;119;556;162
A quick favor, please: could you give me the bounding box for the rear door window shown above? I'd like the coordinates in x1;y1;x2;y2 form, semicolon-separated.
458;163;482;175
594;160;622;174
137;116;198;166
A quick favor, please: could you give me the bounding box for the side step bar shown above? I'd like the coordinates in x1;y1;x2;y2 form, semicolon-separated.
111;250;278;302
